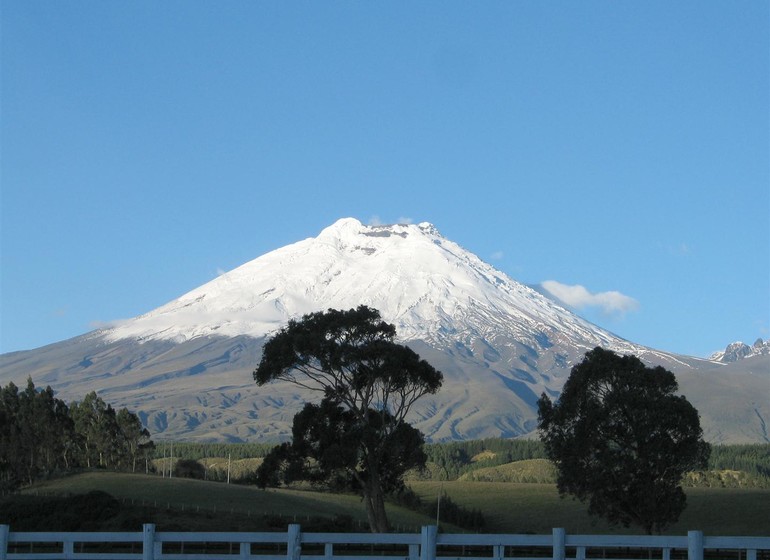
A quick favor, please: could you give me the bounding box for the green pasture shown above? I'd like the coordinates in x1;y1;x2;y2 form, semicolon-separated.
19;472;436;532
457;459;556;483
14;471;770;536
409;481;770;536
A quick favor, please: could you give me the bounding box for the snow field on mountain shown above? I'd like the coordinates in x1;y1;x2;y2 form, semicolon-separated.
104;218;639;359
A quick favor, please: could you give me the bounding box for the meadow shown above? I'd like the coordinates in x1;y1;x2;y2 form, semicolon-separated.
6;470;769;536
7;471;437;533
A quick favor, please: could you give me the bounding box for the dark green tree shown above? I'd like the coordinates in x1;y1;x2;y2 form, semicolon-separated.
15;380;44;485
116;408;153;472
254;306;442;532
0;379;153;489
174;458;206;479
537;347;711;534
24;381;75;476
0;379;77;489
0;382;22;491
70;392;122;469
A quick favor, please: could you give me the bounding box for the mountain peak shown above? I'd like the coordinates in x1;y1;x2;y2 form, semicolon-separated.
103;218;647;362
100;217;476;344
317;217;365;239
318;218;441;244
710;338;770;363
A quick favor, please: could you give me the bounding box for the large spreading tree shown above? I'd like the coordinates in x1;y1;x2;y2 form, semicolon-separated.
537;347;710;534
253;306;443;532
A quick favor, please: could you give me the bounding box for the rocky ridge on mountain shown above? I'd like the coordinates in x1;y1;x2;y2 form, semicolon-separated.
710;339;769;363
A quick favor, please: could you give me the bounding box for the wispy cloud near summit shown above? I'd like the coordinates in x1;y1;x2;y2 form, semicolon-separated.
541;280;639;317
368;215;413;226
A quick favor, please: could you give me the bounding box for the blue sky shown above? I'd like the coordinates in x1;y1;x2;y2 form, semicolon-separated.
2;1;768;358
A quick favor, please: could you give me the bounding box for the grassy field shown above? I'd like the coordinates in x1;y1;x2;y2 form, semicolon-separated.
457;459;556;483
409;481;770;535
18;472;438;532
12;471;770;535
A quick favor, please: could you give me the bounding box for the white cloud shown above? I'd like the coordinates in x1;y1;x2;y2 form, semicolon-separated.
90;318;130;330
541;280;639;316
368;215;413;226
490;251;504;261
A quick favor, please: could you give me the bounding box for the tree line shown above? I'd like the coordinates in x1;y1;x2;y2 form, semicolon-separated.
422;439;545;479
158;442;275;461
0;379;153;493
709;443;770;478
426;439;769;483
158;438;769;487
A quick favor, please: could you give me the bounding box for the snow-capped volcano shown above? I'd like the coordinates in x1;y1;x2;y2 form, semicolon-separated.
107;218;635;353
2;218;768;443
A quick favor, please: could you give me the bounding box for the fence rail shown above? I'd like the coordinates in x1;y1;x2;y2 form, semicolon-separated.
1;524;768;560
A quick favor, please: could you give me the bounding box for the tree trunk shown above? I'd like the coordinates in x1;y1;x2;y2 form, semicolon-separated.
362;466;390;533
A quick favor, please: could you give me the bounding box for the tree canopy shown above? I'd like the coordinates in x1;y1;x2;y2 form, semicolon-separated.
253;306;442;532
537;347;710;534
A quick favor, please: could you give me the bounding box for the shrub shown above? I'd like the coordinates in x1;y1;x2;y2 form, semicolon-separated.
174;459;206;479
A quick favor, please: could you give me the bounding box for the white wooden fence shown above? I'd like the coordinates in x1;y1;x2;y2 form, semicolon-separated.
1;524;768;560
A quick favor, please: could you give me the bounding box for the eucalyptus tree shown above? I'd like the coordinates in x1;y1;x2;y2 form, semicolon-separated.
116;407;153;472
254;306;442;532
70;392;122;468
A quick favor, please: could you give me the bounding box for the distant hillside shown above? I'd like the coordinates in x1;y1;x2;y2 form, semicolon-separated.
458;459;556;483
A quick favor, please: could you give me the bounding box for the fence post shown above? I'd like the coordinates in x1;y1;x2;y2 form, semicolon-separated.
63;538;74;560
420;525;437;560
688;531;703;560
143;523;156;560
553;528;566;560
287;524;301;560
0;524;9;560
